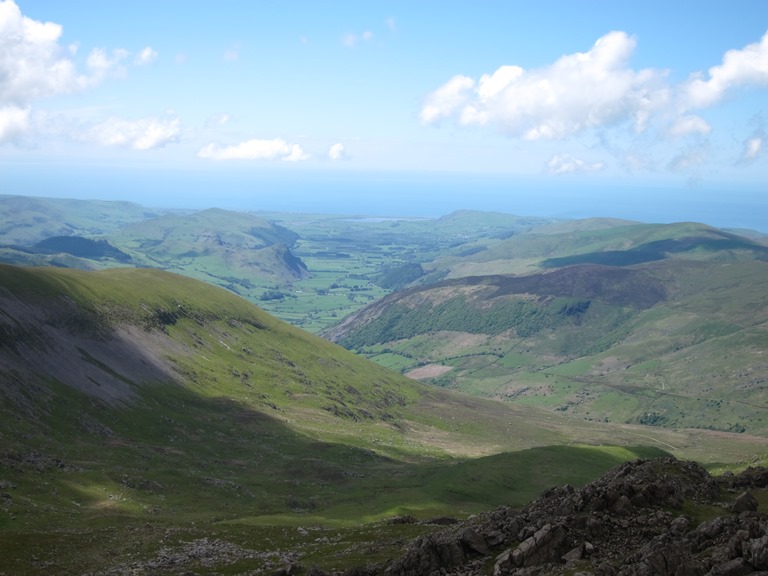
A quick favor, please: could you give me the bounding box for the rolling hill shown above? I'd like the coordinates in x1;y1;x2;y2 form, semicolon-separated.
108;207;310;286
1;263;762;574
0;196;312;295
0;194;161;245
425;220;768;278
324;221;768;435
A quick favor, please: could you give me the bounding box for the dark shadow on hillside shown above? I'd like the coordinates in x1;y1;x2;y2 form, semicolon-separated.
0;296;673;528
540;236;768;269
455;265;666;309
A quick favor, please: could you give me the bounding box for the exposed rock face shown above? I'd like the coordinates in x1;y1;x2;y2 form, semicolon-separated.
369;457;768;576
493;523;569;573
732;491;759;513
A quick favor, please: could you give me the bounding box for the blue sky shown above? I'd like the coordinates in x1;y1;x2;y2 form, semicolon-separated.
1;1;768;229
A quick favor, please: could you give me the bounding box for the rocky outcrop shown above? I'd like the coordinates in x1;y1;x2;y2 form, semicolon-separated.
372;457;768;576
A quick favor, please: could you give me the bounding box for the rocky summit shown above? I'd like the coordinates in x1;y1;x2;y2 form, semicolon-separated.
344;457;768;576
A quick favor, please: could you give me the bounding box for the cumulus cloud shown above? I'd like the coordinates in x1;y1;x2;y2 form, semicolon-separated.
197;138;309;162
682;31;768;109
328;142;347;161
420;75;475;124
0;0;147;144
82;116;181;150
0;0;80;107
422;28;768;148
0;105;29;143
667;115;711;137
135;46;158;65
421;31;669;140
546;153;605;175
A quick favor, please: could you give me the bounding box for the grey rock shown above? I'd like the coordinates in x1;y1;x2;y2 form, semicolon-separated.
731;491;759;513
744;535;768;570
368;458;768;576
460;528;489;555
670;515;691;536
561;545;583;563
510;523;568;568
706;557;754;576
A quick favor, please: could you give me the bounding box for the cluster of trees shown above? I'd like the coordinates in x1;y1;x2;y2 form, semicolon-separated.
341;296;553;348
259;289;294;301
376;263;424;290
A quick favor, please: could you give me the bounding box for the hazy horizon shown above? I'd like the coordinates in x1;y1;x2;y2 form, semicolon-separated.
1;1;767;232
4;165;767;232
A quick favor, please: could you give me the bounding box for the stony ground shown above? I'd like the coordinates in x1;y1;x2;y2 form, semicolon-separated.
346;457;768;576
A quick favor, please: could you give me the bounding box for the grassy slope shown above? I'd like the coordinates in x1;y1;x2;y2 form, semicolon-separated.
327;222;768;436
430;221;768;278
0;267;756;574
0;194;159;245
2;265;764;574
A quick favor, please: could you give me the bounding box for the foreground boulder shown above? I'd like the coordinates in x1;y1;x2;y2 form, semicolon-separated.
366;457;768;576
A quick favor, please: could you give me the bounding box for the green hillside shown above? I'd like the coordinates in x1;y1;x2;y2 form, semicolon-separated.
108;207;310;288
1;264;761;574
429;221;768;278
0;194;160;245
325;224;768;436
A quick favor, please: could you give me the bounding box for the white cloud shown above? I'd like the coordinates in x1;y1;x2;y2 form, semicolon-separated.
83;116;181;150
421;31;669;140
86;47;130;80
546;153;605;175
667;115;711;138
741;135;763;164
0;0;141;144
0;105;29;143
420;75;475;124
284;144;310;162
328;142;347;161
0;0;80;106
683;31;768;109
135;46;158;65
197;138;309;161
